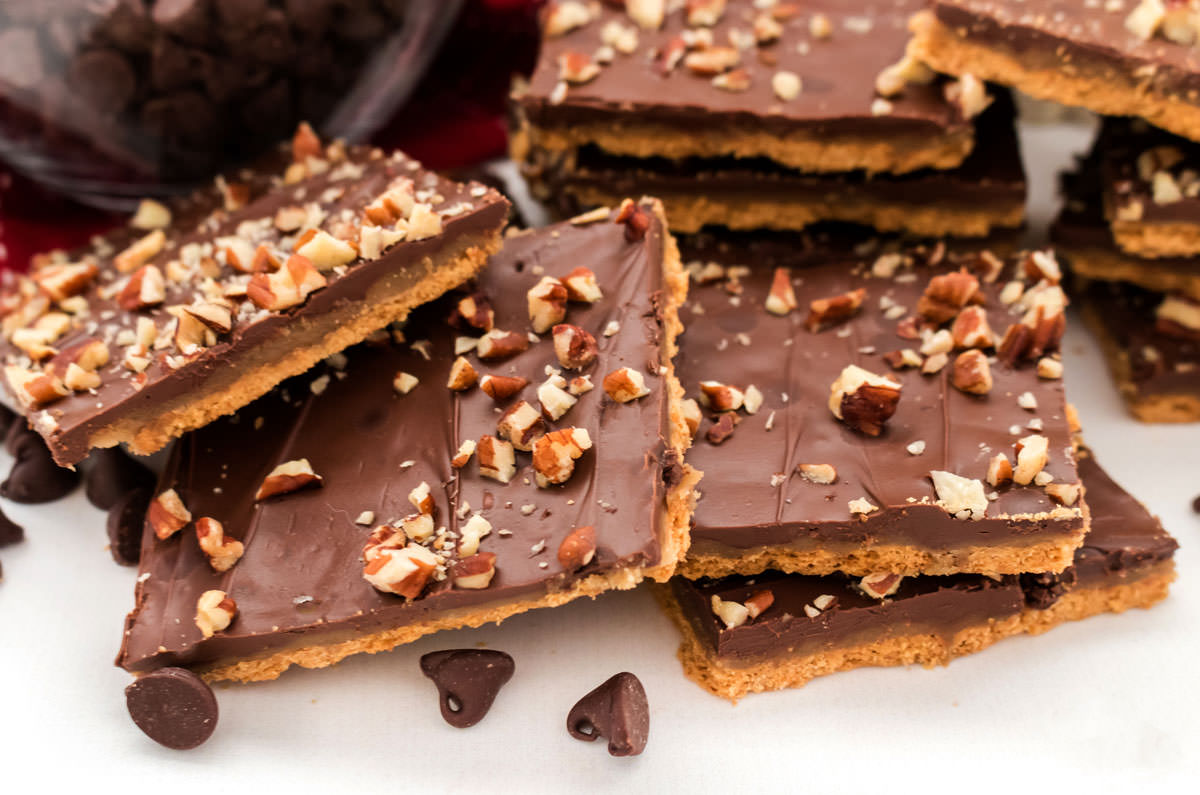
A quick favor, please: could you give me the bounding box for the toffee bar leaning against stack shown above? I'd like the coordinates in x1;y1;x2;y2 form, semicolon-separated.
911;0;1200;144
1052;121;1200;422
674;234;1084;580
118;201;700;683
517;0;1024;238
0;126;509;466
661;450;1177;700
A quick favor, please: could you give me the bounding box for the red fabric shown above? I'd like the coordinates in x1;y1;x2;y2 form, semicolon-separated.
0;0;543;273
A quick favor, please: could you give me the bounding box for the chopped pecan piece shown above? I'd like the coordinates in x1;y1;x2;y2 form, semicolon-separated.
806;288;866;332
195;590;237;638
917;269;980;324
705;411;738;445
603;367;651;403
481;374;529;401
497;401;544;452
951;306;994;349
532;427;593;487
1013;435;1049;486
952;350;993;395
148;488;192;539
195;517;244;573
118;265;166;311
558;525;597;571
363;543;438;598
553;324;598;369
477;435;517;483
859;573;903;599
764;267;798;316
447;357;479;391
452;553;498;590
255;459;323;501
828;365;902;436
563;267;603;303
476;328;530;360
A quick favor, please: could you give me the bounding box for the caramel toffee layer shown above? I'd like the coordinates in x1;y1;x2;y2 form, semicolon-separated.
676;234;1083;575
0;138;509;465
929;1;1200;99
118;206;685;675
522;0;970;157
535;94;1024;230
670;454;1177;666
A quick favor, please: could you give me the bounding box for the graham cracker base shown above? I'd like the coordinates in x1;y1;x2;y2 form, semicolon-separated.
1111;221;1200;260
678;528;1087;581
661;562;1175;701
523;118;973;176
910;11;1200;144
86;233;502;462
199;199;703;684
1079;299;1200;423
1061;244;1200;301
551;183;1023;237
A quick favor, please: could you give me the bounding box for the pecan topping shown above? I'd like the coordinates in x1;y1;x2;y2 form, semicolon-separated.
255;458;323;501
553;324;599;370
828;365;902;436
558;525;597;571
195;517;244;573
917;269;980;324
951;350;993;395
764;267;797;316
603;367;651;403
527;276;568;334
476;329;530;360
497;401;544;451
452;553;498;590
148;488;192;540
532;427;593;487
477;435;517;483
480;374;529;401
195;590;237;638
806;287;866;332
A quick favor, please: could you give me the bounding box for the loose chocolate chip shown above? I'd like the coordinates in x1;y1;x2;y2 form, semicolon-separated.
566;672;649;757
0;404;16;436
107;488;152;566
419;649;514;728
125;667;218;750
0;431;79;504
1192;494;1200;514
0;507;24;547
85;447;156;511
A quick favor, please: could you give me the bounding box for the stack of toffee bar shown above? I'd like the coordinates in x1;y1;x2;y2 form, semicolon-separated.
515;0;1179;700
912;0;1200;420
0;0;1184;740
517;0;1026;240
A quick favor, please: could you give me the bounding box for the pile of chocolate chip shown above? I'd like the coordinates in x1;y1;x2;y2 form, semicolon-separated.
0;0;410;183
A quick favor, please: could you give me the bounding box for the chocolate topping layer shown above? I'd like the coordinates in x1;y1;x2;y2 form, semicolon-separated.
670;452;1176;665
118;205;687;675
0;136;509;465
538;94;1024;223
676;234;1083;575
523;1;970;149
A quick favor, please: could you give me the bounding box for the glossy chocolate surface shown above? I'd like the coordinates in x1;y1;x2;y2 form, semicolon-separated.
524;0;969;139
0;142;509;465
671;453;1176;664
677;236;1082;561
118;206;679;673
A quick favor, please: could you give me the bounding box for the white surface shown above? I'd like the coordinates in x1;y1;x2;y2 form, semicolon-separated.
3;120;1200;793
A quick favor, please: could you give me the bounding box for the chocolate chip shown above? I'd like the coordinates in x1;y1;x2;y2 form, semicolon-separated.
1192;494;1200;514
125;667;218;750
419;649;514;728
85;447;156;511
0;507;24;547
566;672;649;757
0;430;80;504
5;419;30;456
0;404;16;437
107;488;151;566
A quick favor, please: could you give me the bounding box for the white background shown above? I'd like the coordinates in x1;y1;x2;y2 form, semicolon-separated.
2;120;1198;792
